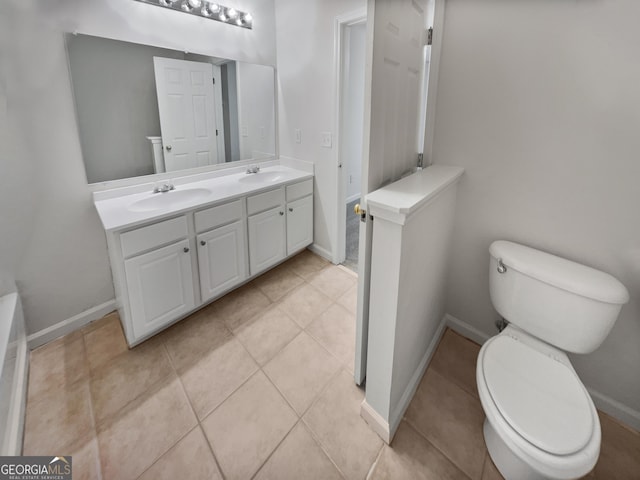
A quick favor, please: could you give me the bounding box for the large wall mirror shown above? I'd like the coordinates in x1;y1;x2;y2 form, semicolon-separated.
65;33;276;184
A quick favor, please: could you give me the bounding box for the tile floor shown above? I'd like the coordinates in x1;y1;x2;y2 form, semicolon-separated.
23;250;640;479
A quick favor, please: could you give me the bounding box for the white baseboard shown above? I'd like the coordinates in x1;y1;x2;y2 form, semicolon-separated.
308;243;334;263
361;314;448;444
4;340;28;455
346;192;360;204
445;313;490;345
444;313;640;433
360;400;391;444
27;299;117;350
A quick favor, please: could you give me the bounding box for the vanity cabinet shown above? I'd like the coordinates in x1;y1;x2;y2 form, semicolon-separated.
105;176;313;346
122;233;196;340
285;180;313;254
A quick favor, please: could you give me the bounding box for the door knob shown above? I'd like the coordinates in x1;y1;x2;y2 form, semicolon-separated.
165;145;172;151
200;240;206;246
354;204;365;216
288;207;293;212
279;211;284;216
183;247;189;253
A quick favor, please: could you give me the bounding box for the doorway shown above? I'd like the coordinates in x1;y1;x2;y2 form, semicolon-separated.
336;14;367;272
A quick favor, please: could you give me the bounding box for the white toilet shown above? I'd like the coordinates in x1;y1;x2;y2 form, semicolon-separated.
477;240;629;480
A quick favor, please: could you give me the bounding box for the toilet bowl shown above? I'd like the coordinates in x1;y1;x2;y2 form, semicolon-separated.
479;241;629;480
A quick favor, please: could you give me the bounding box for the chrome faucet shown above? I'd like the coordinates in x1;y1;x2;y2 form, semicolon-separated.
153;183;175;193
246;165;261;174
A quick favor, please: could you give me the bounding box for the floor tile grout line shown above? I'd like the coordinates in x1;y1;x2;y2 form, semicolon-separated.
403;413;476;479
79;332;104;480
299;415;349;480
248;417;301;480
365;441;386;480
133;424;198;480
157;340;228;480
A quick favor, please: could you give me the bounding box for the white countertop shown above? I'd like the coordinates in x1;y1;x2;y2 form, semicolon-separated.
94;165;313;231
366;165;464;225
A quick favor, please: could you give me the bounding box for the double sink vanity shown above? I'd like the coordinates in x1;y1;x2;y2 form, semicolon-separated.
93;163;314;346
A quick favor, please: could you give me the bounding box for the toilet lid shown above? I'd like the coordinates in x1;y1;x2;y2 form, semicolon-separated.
482;335;594;456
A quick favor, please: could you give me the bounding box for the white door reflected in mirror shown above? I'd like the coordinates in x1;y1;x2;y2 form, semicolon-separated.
153;57;222;172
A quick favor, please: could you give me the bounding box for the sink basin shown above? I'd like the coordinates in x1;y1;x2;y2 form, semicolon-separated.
238;171;286;184
128;188;212;213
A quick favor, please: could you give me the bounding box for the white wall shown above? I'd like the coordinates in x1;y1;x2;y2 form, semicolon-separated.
342;23;366;202
433;0;640;413
0;0;276;335
275;0;366;257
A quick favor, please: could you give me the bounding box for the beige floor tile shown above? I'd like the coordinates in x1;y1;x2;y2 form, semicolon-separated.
253;263;305;302
235;305;300;365
89;338;173;424
84;314;128;372
309;265;357;300
370;421;469;480
212;282;271;331
23;379;93;454
81;311;120;334
286;249;331;279
179;337;258;419
202;371;298;480
138;426;222;480
481;454;504;480
429;328;480;398
279;283;333;328
68;435;102;480
254;422;342;480
307;303;356;372
405;369;486;480
162;307;232;371
303;369;382;479
97;376;197;480
28;334;88;402
592;412;640;479
264;332;341;414
336;283;358;315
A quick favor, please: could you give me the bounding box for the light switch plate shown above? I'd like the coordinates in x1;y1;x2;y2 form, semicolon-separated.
295;129;302;144
321;131;332;148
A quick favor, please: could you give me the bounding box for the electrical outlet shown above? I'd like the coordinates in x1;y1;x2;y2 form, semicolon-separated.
321;131;332;148
295;129;302;144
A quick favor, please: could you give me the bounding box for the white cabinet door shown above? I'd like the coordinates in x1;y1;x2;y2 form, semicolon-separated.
248;206;286;275
197;221;247;302
124;239;195;339
286;195;313;255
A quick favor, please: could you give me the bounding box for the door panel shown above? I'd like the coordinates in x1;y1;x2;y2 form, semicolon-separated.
198;221;247;302
355;0;428;384
248;206;286;275
154;57;220;172
125;239;195;339
286;195;313;254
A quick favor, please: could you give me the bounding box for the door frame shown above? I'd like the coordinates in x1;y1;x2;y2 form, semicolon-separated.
333;8;367;265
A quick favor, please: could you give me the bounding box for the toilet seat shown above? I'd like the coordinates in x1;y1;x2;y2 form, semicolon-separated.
482;334;594;455
477;330;601;479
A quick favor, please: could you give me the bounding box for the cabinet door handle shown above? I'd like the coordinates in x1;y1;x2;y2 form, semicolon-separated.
288;207;293;212
279;211;284;216
200;240;206;246
183;247;190;253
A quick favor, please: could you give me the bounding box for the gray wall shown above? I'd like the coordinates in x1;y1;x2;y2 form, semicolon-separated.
0;0;276;335
433;0;640;412
67;35;182;183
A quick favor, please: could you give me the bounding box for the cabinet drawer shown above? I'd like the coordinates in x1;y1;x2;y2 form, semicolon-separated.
195;199;243;233
120;216;188;258
286;179;313;202
247;187;284;216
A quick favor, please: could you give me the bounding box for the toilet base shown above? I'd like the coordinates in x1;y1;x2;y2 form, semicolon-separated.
484;418;548;480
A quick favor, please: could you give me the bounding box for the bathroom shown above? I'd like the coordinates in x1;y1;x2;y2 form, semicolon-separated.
1;0;639;478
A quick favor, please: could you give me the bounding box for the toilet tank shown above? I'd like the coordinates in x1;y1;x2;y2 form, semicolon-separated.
489;241;629;354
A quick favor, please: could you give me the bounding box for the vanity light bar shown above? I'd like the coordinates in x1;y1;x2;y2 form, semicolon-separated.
134;0;253;29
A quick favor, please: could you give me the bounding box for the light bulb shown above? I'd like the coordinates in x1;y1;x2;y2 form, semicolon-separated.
227;7;237;19
244;13;252;23
188;0;202;8
208;2;220;13
219;12;227;21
